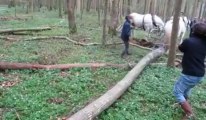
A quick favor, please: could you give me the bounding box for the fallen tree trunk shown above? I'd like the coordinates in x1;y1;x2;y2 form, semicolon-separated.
0;27;51;34
0;62;134;70
66;48;166;120
24;36;101;46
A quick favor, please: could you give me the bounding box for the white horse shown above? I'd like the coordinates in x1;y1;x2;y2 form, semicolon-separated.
163;16;190;50
129;13;165;33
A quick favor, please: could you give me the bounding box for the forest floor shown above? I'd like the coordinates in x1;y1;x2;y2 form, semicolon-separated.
0;6;206;120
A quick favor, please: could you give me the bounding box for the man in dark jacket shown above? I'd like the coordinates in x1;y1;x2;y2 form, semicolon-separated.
121;15;132;58
173;22;206;120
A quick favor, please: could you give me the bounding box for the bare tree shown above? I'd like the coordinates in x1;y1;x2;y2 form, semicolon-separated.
150;0;156;14
67;0;77;34
97;0;101;25
167;0;183;67
76;0;81;14
8;0;15;8
144;0;151;14
58;0;62;18
102;0;108;46
86;0;92;12
127;0;131;14
181;0;187;13
108;0;119;36
192;0;198;18
166;0;173;20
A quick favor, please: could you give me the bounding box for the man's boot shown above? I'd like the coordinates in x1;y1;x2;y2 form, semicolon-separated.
121;51;125;58
180;101;195;120
126;51;132;55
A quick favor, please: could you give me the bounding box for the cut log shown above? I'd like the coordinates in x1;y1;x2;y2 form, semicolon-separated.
24;36;100;46
0;36;15;41
0;27;52;34
66;48;165;120
0;62;134;70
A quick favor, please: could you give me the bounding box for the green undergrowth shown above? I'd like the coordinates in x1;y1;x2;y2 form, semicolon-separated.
0;38;148;64
1;5;200;120
98;66;206;120
0;68;128;120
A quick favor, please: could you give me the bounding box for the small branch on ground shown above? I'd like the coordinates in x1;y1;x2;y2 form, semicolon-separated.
0;36;16;41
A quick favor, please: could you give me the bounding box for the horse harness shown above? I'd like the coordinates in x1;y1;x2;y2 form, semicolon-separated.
182;17;190;29
142;14;158;31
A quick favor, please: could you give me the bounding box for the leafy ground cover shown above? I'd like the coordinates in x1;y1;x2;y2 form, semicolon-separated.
1;5;205;120
98;66;206;120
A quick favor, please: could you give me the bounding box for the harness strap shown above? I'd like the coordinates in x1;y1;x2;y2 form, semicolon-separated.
182;17;188;28
151;14;158;27
142;15;146;31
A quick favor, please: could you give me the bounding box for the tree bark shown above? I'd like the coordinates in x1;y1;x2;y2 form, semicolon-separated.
67;0;77;34
150;0;156;14
66;48;165;120
144;0;150;14
181;0;187;13
199;1;205;19
163;0;168;21
127;0;131;14
8;0;15;8
97;0;101;25
167;0;183;67
58;0;62;18
86;0;92;12
108;0;119;36
0;27;51;34
196;0;202;18
166;0;173;20
0;62;130;70
76;0;81;14
102;0;108;46
192;0;198;18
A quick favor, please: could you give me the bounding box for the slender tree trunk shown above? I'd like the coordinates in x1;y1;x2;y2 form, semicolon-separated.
181;0;187;13
102;0;108;46
163;0;168;21
58;0;62;18
37;0;42;12
8;0;15;8
166;0;173;20
86;0;92;12
14;0;16;17
127;0;131;14
76;0;81;14
199;1;205;19
150;0;156;14
167;0;183;67
108;0;119;36
196;0;202;18
80;0;84;20
97;0;101;25
192;0;198;18
119;0;123;19
67;0;77;34
144;0;150;14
